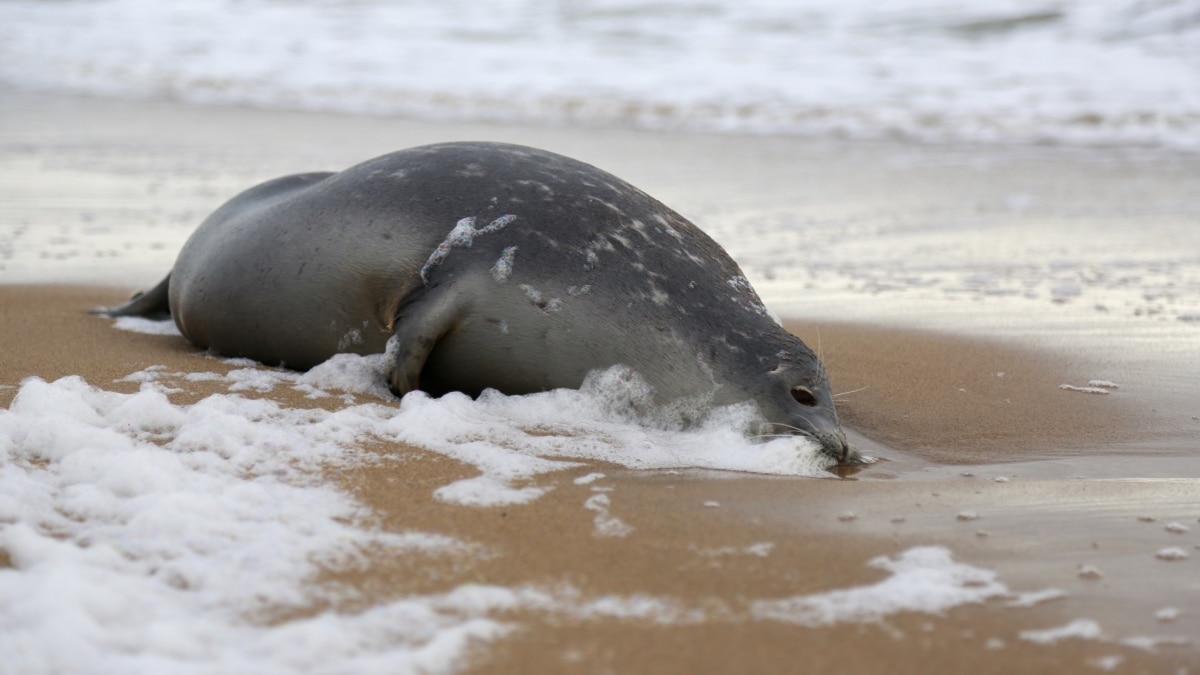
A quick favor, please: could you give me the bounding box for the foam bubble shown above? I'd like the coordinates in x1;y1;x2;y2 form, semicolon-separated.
112;316;181;336
1120;635;1194;651
1089;655;1124;671
1154;547;1189;561
583;493;634;538
1019;619;1103;645
1006;588;1068;609
1155;607;1181;622
433;476;552;508
1059;384;1111;395
695;542;775;558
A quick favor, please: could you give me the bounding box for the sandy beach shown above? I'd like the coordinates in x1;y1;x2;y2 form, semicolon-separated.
2;90;1199;673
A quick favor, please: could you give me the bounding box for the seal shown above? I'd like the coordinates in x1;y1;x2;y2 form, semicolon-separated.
96;142;850;461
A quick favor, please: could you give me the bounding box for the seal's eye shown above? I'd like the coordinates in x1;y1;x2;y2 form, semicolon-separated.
791;386;817;407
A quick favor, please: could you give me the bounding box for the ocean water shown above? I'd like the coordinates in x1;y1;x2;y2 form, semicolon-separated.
1;0;1198;149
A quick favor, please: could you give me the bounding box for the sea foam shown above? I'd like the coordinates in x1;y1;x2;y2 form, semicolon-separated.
0;358;1137;671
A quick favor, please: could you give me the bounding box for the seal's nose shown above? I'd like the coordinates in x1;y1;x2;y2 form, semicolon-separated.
812;429;850;464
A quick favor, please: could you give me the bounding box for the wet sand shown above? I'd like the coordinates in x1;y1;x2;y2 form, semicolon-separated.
2;91;1199;671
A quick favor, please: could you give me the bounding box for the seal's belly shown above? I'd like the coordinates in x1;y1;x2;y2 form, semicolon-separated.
166;169;437;369
170;231;419;369
173;279;394;370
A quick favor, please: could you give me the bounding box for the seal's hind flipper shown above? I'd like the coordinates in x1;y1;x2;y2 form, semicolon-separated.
91;274;172;319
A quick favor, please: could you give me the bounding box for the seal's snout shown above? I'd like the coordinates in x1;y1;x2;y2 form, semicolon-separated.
771;415;851;463
812;429;851;464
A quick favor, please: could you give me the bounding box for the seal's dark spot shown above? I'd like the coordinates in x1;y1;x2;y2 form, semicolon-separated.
791;386;817;407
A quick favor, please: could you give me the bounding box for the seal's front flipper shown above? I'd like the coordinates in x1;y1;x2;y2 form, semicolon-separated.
388;292;462;397
90;274;172;319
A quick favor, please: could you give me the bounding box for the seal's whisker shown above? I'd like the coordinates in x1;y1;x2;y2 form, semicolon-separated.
749;433;805;441
833;385;869;399
766;422;808;435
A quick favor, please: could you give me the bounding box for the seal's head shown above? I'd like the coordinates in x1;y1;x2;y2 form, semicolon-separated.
747;343;851;464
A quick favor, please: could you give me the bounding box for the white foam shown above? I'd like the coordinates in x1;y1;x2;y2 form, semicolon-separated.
751;546;1007;626
1154;547;1189;561
583;493;634;538
433;476;552;508
420;215;516;283
298;350;396;400
695;542;775;558
1121;635;1194;651
1155;607;1181;622
1006;587;1068;609
1019;619;1103;645
490;246;518;283
112;316;181;336
1059;384;1111;395
0;375;1055;675
423;544;1019;629
82;347;839;514
0;357;1058;671
0;375;487;674
1089;655;1124;671
370;366;835;508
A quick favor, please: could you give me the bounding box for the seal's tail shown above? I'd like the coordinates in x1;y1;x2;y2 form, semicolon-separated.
90;274;172;319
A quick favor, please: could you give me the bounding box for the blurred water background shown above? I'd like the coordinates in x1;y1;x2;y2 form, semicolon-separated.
2;0;1198;149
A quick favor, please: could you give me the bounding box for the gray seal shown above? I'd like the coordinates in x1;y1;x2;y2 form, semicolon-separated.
97;142;850;461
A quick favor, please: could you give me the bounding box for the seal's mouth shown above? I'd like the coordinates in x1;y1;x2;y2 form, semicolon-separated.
757;420;853;464
808;429;853;465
